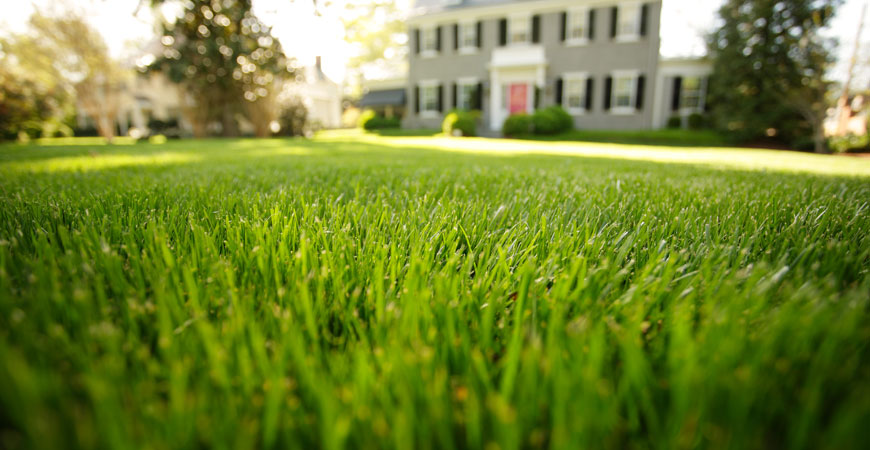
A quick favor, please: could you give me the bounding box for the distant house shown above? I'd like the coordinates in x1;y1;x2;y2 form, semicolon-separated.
288;56;343;129
359;77;407;119
401;0;709;132
652;57;711;129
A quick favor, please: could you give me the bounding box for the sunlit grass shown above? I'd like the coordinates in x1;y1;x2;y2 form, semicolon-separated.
0;134;868;449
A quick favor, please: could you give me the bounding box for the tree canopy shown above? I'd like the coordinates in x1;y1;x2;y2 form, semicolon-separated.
707;0;841;151
147;0;296;137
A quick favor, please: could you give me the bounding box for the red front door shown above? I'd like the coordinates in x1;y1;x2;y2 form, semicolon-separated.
508;83;528;114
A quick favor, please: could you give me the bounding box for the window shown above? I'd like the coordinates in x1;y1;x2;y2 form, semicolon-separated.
681;77;703;109
611;73;637;112
420;83;439;114
457;80;478;110
567;8;587;43
564;76;587;111
617;3;641;40
421;27;438;55
459;22;477;50
509;15;530;44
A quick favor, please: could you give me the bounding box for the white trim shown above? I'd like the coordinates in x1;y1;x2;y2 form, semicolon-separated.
418;80;441;116
457;21;479;54
610;70;639;115
419;26;439;58
419;79;440;87
408;0;618;26
508;12;532;46
457;76;480;85
562;71;589;115
565;7;589;46
615;1;643;42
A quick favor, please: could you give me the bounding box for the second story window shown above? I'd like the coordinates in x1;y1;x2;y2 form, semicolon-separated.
509;15;530;45
421;27;439;55
459;22;477;50
567;9;587;42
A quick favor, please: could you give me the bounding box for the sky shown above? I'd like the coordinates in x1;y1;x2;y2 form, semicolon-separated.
1;0;868;86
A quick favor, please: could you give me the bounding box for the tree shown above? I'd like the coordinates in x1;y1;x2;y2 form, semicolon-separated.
147;0;295;137
26;12;128;142
708;0;841;152
339;0;409;95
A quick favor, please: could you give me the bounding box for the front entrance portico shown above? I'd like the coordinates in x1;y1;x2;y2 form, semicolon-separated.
489;45;547;131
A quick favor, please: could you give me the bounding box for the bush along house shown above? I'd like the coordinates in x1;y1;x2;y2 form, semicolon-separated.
403;0;666;132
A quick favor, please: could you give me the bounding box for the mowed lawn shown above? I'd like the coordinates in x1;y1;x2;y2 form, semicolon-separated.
1;131;869;449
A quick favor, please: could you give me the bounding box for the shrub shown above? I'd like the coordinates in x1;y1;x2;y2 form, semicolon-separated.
828;134;870;153
276;99;309;137
531;106;573;135
359;110;401;130
502;113;533;137
442;110;480;137
687;113;707;130
666;116;682;129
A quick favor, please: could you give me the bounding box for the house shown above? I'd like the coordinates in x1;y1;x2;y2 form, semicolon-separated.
287;56;343;129
652;57;711;129
403;0;664;132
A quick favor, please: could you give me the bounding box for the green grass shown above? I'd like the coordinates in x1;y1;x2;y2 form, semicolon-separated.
1;132;869;449
522;128;729;147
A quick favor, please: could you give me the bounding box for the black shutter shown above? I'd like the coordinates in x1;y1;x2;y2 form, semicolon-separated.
534;86;541;109
475;82;483;110
636;75;645;110
436;26;442;52
555;78;563;105
532;15;541;43
438;84;443;112
671;77;682;111
610;7;618;39
588;9;596;40
452;82;457;109
604;76;612;110
499;19;507;46
560;12;567;42
453;24;459;50
704;77;711;112
585;77;594;110
414;29;420;54
414;86;420;113
640;4;649;37
476;21;482;47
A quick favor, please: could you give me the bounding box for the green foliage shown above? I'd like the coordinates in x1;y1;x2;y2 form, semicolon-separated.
442;109;480;137
687;113;707;130
502;113;533;137
708;0;840;150
359;110;401;130
0;134;869;448
666;116;683;129
519;128;728;147
828;134;870;153
531;105;573;135
147;0;294;137
276;98;309;137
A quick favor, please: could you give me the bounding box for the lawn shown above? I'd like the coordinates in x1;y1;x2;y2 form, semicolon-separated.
1;131;869;449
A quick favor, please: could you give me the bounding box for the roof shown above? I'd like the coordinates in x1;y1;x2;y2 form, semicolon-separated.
411;0;529;16
359;89;406;107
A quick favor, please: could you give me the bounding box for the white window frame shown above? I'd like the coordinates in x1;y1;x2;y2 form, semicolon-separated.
611;70;638;115
419;79;440;117
562;72;588;115
509;13;531;46
458;21;478;54
566;7;589;46
616;2;642;42
456;77;479;110
680;76;705;112
420;26;439;58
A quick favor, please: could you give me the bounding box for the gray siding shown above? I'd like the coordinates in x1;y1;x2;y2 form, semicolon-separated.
405;1;663;132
